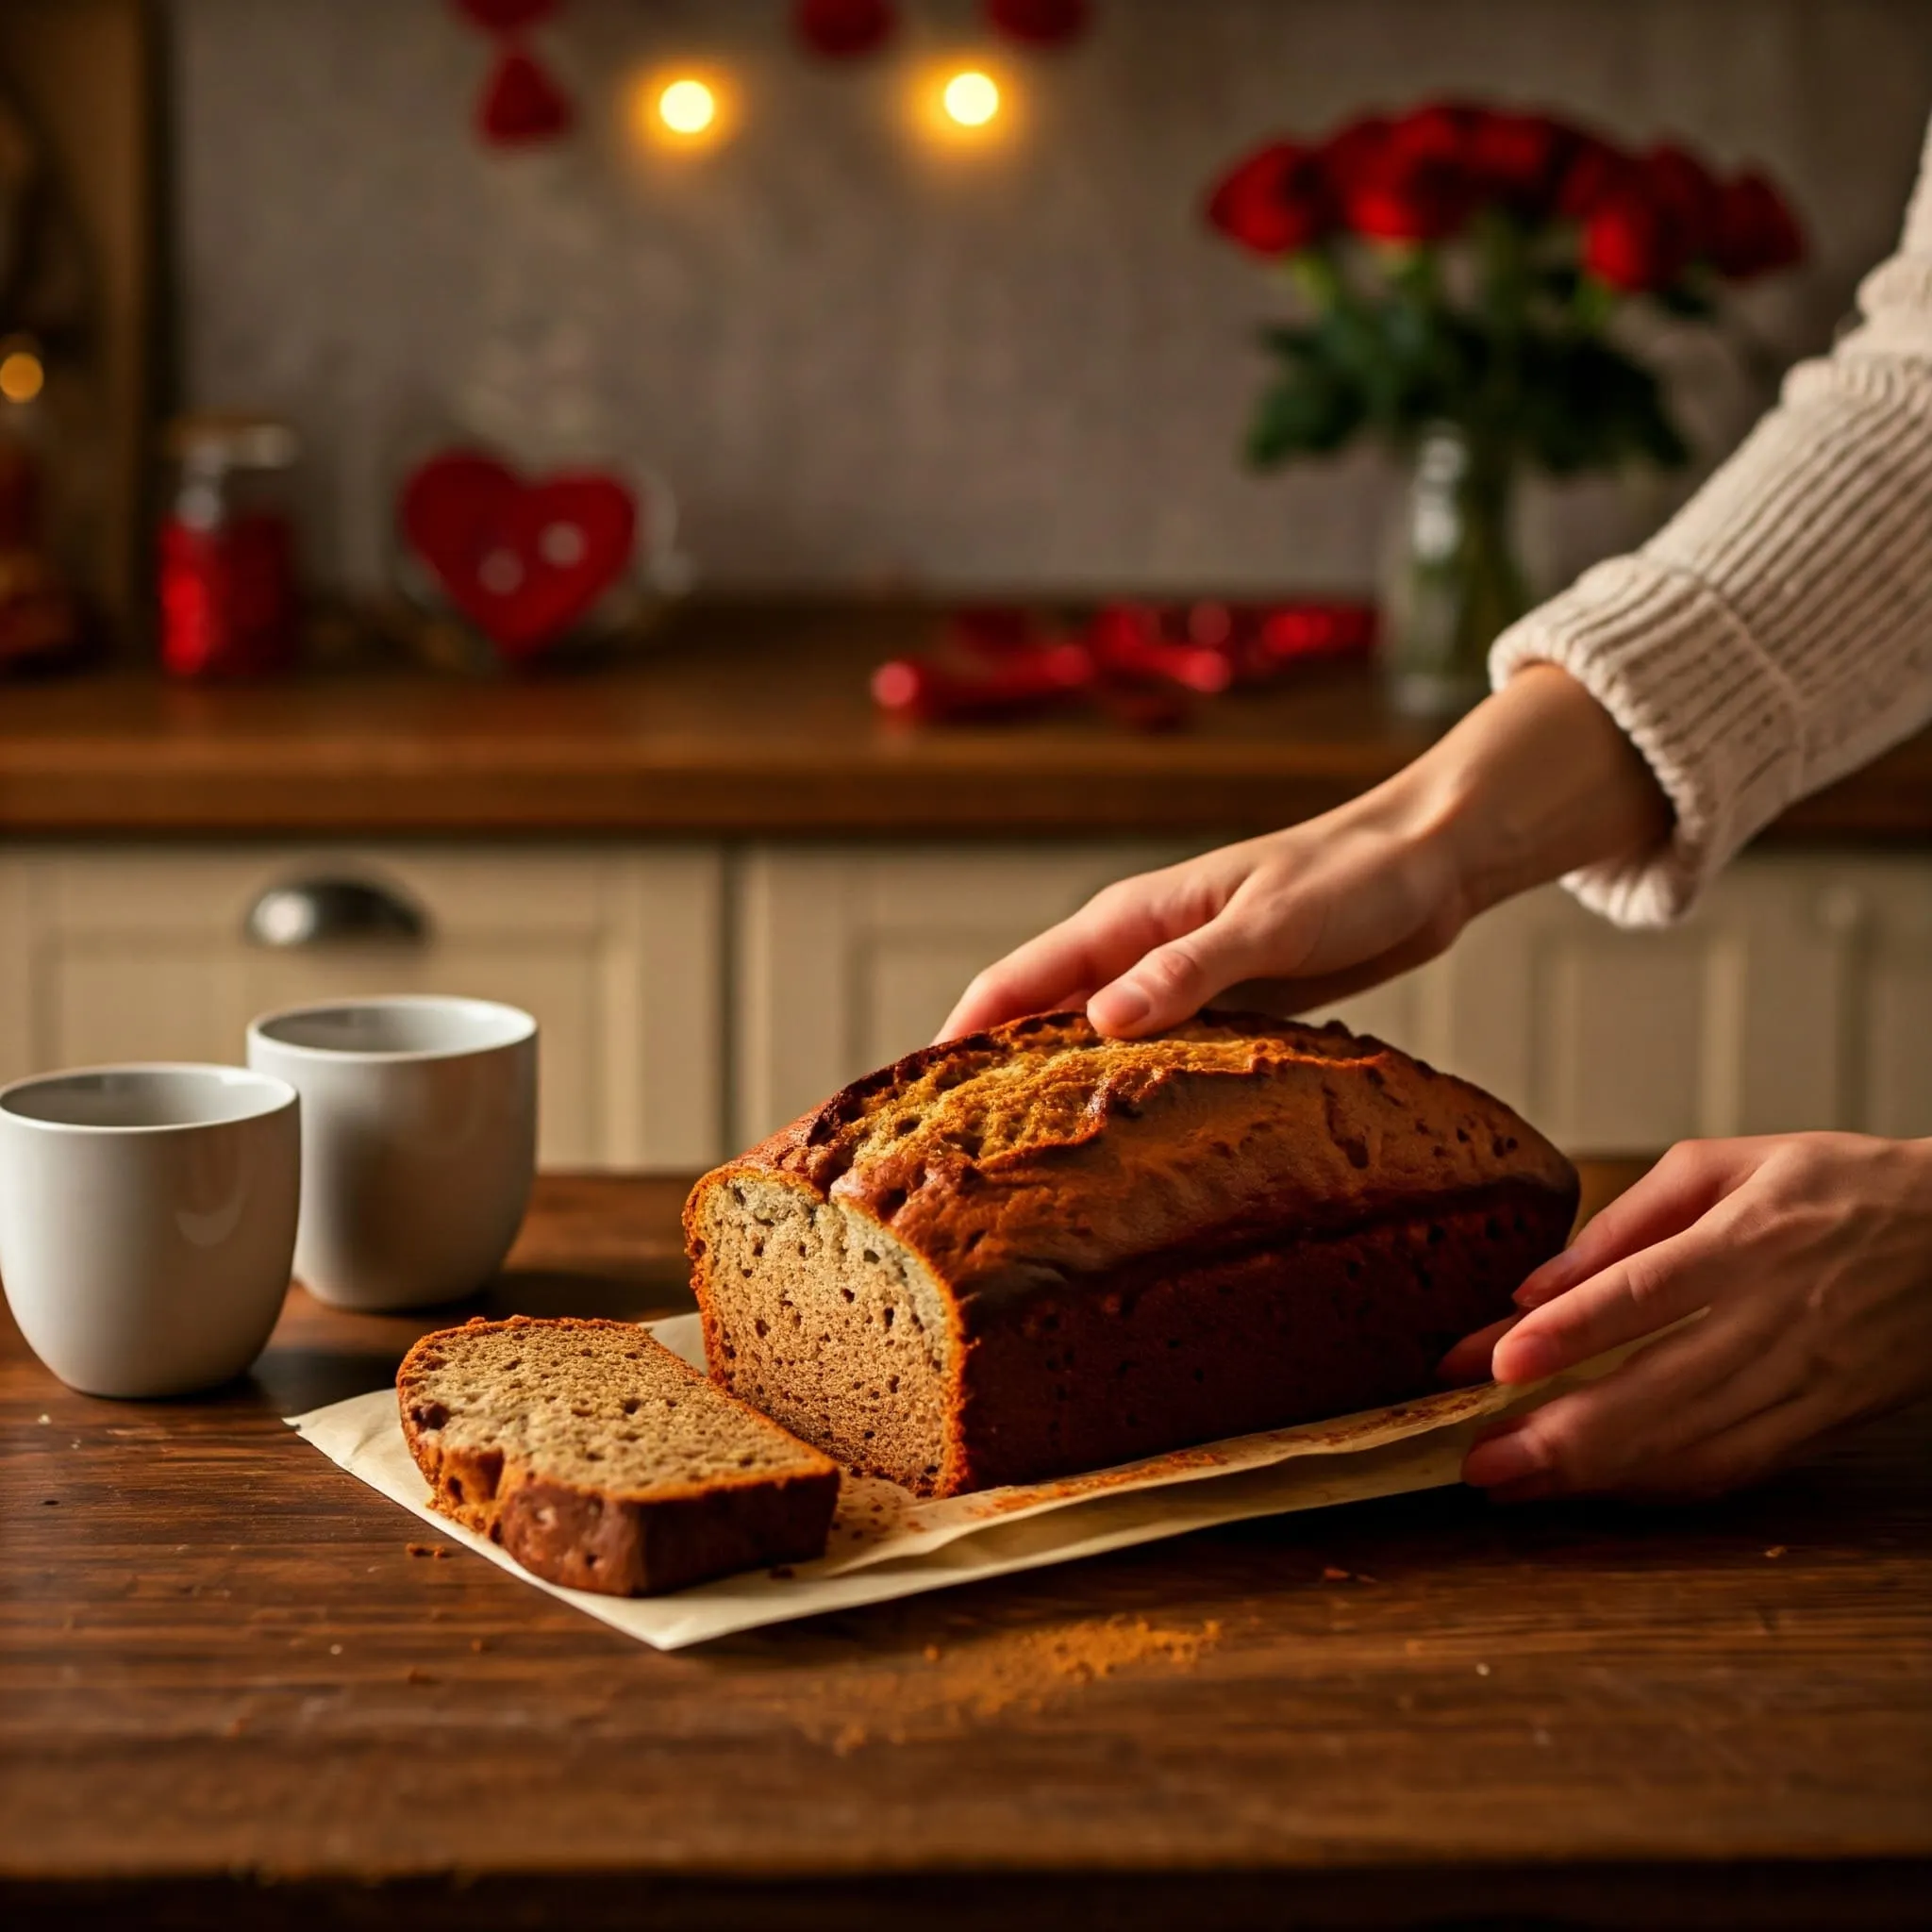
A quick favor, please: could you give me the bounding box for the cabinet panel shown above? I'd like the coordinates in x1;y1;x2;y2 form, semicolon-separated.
733;842;1193;1143
0;845;724;1170
1852;860;1932;1140
1337;856;1929;1151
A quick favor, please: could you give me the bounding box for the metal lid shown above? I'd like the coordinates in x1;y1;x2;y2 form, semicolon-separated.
165;413;299;469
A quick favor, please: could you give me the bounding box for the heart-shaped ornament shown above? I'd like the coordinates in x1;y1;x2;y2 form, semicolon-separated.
399;450;637;660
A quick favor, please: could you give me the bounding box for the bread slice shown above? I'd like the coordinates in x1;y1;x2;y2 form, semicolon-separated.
396;1315;840;1595
686;1009;1578;1497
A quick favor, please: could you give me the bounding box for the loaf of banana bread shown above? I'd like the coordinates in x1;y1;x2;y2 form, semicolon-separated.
685;1010;1577;1497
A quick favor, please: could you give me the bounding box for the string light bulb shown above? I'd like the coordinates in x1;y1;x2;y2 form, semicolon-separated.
658;77;718;137
941;69;1000;128
630;70;731;150
0;344;44;406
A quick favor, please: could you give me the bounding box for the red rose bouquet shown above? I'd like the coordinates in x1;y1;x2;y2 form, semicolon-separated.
1206;102;1805;713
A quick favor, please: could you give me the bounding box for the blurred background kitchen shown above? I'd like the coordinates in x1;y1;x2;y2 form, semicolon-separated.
2;0;1928;1172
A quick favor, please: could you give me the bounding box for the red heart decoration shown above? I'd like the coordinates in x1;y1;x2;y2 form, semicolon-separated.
400;450;637;660
477;47;573;146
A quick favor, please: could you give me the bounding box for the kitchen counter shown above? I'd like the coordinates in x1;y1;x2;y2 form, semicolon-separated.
6;603;1931;839
6;1166;1929;1931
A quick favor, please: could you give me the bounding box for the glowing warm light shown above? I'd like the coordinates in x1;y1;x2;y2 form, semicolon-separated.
941;69;1000;128
658;77;717;137
628;69;731;150
0;348;44;405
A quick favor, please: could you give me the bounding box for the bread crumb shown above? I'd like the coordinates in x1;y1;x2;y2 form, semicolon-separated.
807;1614;1221;1752
407;1542;435;1557
328;1643;342;1657
1321;1565;1349;1581
1763;1545;1788;1558
1475;1662;1491;1676
471;1637;489;1653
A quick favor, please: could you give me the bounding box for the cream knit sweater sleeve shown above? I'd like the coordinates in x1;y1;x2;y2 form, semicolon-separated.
1488;115;1932;927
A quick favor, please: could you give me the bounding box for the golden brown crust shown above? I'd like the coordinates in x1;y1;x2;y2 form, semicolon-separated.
690;1010;1576;1300
396;1316;840;1595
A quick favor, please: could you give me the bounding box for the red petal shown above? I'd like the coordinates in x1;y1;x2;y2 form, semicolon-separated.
477;48;573;145
793;0;896;58
452;0;558;35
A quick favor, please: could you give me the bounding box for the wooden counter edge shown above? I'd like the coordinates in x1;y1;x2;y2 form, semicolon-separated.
2;757;1926;842
5;1856;1929;1931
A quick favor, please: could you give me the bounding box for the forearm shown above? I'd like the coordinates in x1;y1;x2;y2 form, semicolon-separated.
1389;662;1672;923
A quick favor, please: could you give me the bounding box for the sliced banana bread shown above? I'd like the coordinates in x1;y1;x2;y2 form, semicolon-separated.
685;1009;1578;1497
397;1316;840;1595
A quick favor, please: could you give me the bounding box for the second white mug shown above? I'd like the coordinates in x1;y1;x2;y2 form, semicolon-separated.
247;995;537;1311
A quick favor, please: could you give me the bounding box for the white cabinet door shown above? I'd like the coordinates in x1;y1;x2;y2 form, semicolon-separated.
732;842;1193;1143
0;844;724;1170
1324;854;1932;1153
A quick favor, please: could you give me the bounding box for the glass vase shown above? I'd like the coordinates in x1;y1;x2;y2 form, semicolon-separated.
1380;423;1528;722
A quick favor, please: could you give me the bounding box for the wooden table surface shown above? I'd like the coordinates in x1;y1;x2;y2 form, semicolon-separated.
5;1168;1929;1931
5;601;1931;841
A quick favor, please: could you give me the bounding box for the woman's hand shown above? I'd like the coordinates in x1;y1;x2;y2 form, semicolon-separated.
939;792;1469;1041
1443;1133;1932;1502
938;664;1669;1041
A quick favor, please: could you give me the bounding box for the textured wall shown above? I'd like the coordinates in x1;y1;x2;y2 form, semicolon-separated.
171;0;1932;597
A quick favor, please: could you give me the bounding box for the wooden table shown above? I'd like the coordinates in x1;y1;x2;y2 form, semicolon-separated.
5;601;1931;840
5;1170;1928;1930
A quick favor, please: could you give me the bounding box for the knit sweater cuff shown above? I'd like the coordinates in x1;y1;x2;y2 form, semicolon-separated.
1487;555;1805;928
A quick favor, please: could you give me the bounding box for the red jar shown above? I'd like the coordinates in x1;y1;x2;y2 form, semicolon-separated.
158;415;300;678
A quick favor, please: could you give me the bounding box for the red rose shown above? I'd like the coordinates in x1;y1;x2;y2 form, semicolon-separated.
1318;114;1393;195
1341;144;1470;243
1709;170;1805;278
1581;190;1677;292
1555;132;1632;219
1388;99;1482;165
1583;143;1727;291
1467;109;1574;217
1206;142;1333;256
985;0;1090;47
1332;100;1480;242
1641;143;1723;265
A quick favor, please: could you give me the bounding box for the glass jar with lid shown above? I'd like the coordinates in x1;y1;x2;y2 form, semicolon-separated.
158;413;301;678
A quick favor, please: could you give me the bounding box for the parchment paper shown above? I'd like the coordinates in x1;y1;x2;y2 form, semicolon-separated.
287;1314;1618;1650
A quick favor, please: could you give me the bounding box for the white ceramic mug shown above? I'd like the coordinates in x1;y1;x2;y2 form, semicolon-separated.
0;1064;301;1398
246;995;537;1311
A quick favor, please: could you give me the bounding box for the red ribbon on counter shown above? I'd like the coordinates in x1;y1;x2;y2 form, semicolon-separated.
873;598;1375;728
871;640;1092;723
